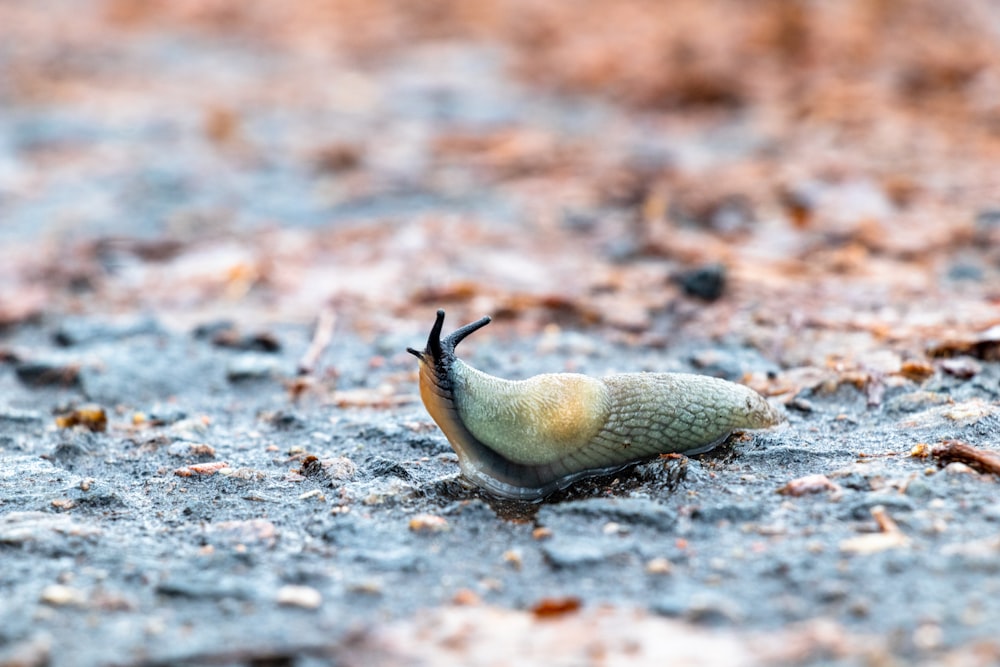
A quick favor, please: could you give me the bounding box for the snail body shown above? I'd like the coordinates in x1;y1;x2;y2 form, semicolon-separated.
408;310;783;501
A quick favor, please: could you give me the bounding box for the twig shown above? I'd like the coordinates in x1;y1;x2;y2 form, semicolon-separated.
298;307;336;375
931;440;1000;476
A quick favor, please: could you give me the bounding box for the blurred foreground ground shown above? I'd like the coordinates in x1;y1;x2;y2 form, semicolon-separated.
2;1;1000;666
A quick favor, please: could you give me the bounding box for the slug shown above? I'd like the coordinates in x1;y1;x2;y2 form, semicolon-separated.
407;310;783;501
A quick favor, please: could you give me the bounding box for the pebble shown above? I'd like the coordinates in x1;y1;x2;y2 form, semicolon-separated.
673;263;727;301
276;585;322;609
353;547;422;572
408;514;449;533
904;479;934;499
14;358;81;388
645;557;674;575
40;584;87;607
226;355;281;382
156;577;256;601
944;462;977;476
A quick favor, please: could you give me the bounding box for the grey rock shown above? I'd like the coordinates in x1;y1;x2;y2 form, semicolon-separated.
537;497;678;532
53;317;161;347
14;358;81;388
353;546;423;572
692;502;766;524
226;354;281;382
541;536;633;569
904;478;934;499
156;576;257;601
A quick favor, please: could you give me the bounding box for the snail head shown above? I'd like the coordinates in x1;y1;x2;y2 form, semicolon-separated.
407;309;492;366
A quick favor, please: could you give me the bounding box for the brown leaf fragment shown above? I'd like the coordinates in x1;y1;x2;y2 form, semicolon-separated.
530;597;582;619
899;360;934;382
777;474;842;497
927;325;1000;361
931;440;1000;476
412;280;480;305
174;461;229;477
54;405;107;432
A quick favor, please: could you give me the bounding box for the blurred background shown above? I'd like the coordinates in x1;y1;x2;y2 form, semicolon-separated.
1;0;998;358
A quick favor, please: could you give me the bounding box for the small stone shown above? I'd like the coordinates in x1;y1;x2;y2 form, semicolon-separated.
276;585;322;610
532;527;552;540
226;355;281;382
451;589;481;606
674;263;727;301
944;462;977;476
537;497;678;532
602;521;628;535
298;489;326;501
777;474;842;497
15;359;82;388
156;577;255;601
174;461;229;477
408;514;449;533
645;557;674;575
502;549;523;570
40;584;87;607
322;457;358;482
904;479;933;499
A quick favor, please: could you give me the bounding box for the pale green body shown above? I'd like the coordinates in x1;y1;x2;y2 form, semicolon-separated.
446;360;782;498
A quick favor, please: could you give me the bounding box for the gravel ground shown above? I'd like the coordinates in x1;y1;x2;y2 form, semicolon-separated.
3;2;1000;666
2;314;999;666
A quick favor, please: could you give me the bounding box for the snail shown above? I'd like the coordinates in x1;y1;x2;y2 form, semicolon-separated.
407;310;784;501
